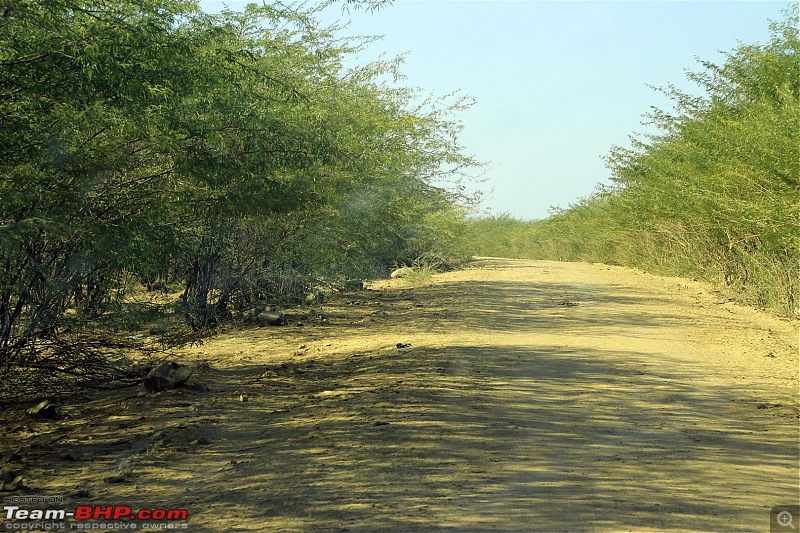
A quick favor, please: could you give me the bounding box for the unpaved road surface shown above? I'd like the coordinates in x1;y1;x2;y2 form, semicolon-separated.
3;258;799;532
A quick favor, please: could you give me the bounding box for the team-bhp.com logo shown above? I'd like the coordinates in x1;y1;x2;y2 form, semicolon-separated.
4;504;188;530
74;506;187;521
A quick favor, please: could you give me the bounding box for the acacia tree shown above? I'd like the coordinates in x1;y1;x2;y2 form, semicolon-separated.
466;7;798;314
0;0;479;389
0;0;201;376
167;6;479;327
605;8;799;309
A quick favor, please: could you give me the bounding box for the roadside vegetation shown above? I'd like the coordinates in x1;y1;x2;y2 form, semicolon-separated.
0;0;478;395
3;1;795;399
467;7;799;317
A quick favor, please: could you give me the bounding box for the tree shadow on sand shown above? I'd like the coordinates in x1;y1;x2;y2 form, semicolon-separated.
4;269;798;532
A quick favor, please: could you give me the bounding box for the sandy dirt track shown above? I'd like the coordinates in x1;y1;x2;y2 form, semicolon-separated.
3;258;799;532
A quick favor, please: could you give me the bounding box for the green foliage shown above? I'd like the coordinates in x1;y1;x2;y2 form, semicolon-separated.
466;7;799;315
0;0;477;391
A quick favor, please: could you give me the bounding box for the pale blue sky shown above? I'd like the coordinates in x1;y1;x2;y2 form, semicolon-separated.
199;0;787;220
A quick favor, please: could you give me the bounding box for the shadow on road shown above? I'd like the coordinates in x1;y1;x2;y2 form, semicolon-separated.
4;261;798;532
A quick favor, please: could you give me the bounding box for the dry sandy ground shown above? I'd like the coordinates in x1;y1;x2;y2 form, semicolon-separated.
2;258;798;532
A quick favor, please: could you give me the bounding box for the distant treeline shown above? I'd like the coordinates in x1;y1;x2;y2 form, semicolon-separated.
467;7;799;316
0;0;477;389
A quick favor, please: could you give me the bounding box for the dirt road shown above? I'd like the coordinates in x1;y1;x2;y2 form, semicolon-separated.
4;258;799;531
